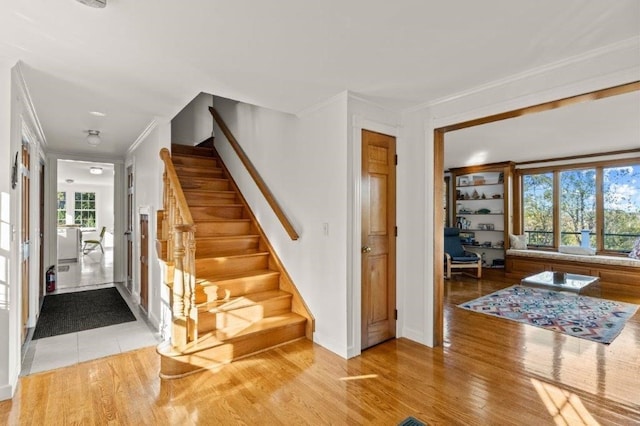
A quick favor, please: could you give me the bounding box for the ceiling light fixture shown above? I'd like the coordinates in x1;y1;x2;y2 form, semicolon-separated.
89;111;106;117
76;0;106;8
65;179;74;184
89;167;103;175
86;130;101;146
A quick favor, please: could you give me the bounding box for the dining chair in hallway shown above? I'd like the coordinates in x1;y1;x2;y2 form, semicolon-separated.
83;226;106;255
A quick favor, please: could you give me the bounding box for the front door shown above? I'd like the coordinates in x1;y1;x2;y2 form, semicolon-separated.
361;129;396;350
139;214;148;312
21;142;31;342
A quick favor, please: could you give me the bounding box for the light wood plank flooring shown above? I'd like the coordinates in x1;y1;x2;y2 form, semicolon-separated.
2;276;638;425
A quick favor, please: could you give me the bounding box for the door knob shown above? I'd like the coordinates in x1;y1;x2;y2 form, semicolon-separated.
361;246;372;253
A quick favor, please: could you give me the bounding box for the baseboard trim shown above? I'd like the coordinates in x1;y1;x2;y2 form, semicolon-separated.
0;381;17;402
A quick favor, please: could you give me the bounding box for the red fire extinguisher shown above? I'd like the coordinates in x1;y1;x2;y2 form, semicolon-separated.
46;265;56;293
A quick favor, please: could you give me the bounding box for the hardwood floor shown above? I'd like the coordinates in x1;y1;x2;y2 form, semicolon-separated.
1;276;638;425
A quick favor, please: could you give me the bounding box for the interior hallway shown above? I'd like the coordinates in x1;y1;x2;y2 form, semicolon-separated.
21;247;160;375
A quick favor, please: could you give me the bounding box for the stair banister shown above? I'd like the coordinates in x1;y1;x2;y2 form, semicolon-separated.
209;106;300;241
158;148;197;347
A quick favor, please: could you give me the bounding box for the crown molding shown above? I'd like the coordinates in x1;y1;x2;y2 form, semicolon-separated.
48;150;124;164
404;36;640;114
13;61;47;147
127;118;158;155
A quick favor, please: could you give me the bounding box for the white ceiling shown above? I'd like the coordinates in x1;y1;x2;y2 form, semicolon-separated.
1;1;639;158
57;160;114;187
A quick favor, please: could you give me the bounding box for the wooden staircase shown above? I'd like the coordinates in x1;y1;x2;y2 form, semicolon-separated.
156;144;313;378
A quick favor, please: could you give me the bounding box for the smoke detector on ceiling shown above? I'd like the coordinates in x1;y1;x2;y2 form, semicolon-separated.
76;0;106;8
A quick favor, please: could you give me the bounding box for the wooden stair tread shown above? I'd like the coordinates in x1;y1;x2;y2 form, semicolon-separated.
197;269;279;285
189;203;244;207
197;289;291;312
196;235;260;242
177;313;306;355
172;153;218;160
194;218;251;223
183;189;236;195
195;248;266;259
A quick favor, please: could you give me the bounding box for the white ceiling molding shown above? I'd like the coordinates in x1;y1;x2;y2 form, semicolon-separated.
431;66;640;130
406;36;640;115
13;61;47;147
127;118;159;155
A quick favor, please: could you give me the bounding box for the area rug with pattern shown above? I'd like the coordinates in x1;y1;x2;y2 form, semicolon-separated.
33;287;136;339
458;285;639;344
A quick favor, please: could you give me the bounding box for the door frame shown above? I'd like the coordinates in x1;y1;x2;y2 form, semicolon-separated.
349;116;400;358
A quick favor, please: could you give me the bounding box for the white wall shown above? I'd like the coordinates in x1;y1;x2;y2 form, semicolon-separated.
126;120;171;335
0;60;19;401
171;92;213;146
57;183;115;247
400;36;640;347
212;94;351;357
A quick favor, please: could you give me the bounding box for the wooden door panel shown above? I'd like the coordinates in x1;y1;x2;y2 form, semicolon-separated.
361;130;396;350
369;174;388;234
140;214;149;311
21;143;31;342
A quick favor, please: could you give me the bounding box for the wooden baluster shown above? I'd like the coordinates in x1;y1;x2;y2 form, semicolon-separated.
185;228;197;341
171;226;188;348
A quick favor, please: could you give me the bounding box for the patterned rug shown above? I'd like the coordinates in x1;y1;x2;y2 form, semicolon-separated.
458;285;639;344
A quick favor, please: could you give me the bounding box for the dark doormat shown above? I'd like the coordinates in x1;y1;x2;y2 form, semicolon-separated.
33;287;137;339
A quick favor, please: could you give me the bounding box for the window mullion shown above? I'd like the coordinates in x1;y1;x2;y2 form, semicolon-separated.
553;170;560;248
595;167;604;252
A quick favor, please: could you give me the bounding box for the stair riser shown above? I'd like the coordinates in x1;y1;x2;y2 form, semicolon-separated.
179;178;230;191
175;168;224;179
190;206;244;220
171;145;215;157
184;191;238;205
159;322;305;378
196;254;269;276
172;156;218;168
196;237;260;257
197;295;292;333
194;221;253;237
197;273;280;302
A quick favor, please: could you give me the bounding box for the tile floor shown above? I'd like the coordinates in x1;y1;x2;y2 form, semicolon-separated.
21;247;161;375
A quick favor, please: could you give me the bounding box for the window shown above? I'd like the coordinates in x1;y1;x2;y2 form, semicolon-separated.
57;192;66;225
520;161;640;254
560;169;596;246
522;173;553;247
74;192;96;229
603;165;640;251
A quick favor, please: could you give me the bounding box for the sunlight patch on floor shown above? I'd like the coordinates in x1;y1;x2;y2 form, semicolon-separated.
531;378;599;426
338;374;378;381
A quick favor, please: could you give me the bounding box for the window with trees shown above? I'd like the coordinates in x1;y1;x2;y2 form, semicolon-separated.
57;192;66;225
521;161;640;253
74;192;96;229
522;173;553;247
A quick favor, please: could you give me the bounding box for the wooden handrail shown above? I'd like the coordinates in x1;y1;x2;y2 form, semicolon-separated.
158;148;197;347
160;148;194;227
209;107;300;241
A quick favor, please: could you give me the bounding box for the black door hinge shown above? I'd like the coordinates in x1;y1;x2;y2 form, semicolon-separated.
395;226;398;237
394;309;398;320
395;154;398;165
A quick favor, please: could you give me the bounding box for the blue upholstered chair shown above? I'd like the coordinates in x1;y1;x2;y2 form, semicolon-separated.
444;227;482;279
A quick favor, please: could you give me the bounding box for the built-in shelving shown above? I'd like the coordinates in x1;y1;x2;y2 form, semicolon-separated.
450;162;514;269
